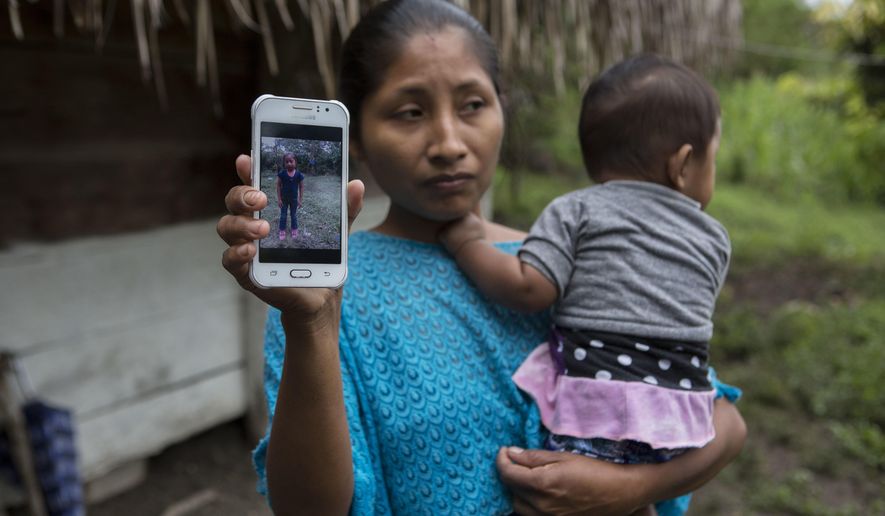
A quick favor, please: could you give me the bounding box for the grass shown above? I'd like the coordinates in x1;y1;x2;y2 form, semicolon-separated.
708;185;885;269
493;167;885;514
495;168;885;269
259;174;342;250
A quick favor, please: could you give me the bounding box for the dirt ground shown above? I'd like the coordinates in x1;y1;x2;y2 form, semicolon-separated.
87;419;271;516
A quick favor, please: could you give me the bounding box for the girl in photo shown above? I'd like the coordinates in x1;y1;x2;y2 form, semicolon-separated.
276;152;304;240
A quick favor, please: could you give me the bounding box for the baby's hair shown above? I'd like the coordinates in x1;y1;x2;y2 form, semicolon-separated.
578;54;720;183
338;0;499;143
282;152;297;163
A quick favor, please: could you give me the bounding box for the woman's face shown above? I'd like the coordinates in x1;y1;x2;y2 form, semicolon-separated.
353;27;504;222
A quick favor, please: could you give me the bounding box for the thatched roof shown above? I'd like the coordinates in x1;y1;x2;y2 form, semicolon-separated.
7;0;742;113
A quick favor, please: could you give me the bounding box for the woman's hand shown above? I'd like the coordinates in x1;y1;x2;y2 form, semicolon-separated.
498;399;747;515
497;447;642;516
217;154;364;317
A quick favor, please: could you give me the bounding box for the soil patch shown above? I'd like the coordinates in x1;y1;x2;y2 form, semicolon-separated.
726;260;859;311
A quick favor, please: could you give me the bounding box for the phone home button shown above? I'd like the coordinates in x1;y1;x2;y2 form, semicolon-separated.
289;269;312;279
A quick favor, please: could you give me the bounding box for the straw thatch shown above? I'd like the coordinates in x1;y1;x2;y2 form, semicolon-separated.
7;0;742;112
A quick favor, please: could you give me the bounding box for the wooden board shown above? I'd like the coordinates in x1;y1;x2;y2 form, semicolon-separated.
77;367;247;480
21;297;242;417
0;220;239;354
0;221;249;482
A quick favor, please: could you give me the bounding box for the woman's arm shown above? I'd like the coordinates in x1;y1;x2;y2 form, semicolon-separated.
265;307;354;515
633;399;746;504
218;155;365;515
497;398;747;515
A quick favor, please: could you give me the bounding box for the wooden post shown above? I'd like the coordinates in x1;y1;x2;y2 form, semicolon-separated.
0;355;47;516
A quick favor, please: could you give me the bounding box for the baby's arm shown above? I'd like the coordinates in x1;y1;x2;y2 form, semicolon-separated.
440;214;558;313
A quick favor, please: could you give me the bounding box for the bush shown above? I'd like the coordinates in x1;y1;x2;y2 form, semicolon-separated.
717;74;885;206
775;300;885;427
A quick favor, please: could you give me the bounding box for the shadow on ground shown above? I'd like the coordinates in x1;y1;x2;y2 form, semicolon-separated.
88;419;271;516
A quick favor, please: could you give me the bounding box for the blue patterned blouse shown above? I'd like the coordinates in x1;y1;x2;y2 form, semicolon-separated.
253;231;740;515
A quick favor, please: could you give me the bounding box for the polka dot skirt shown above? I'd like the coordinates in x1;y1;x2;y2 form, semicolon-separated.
551;327;712;391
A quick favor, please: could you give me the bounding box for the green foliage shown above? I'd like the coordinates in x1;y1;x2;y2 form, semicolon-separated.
492;165;587;231
495;167;885;268
717;74;885;206
707;185;885;267
774;301;885;426
831;420;885;470
499;87;586;208
709;280;885;511
738;0;827;77
259;137;342;177
747;467;868;515
816;0;885;105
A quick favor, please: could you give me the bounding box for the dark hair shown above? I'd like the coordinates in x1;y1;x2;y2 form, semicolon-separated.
338;0;500;142
578;54;720;183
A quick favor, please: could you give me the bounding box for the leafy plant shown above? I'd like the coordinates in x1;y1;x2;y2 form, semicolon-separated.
717;74;885;206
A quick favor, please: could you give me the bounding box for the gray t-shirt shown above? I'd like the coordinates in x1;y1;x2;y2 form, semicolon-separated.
519;180;730;342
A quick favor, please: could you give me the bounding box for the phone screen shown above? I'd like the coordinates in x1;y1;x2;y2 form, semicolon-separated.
257;122;343;264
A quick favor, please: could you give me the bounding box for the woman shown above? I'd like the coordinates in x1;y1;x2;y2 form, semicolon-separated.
217;1;746;514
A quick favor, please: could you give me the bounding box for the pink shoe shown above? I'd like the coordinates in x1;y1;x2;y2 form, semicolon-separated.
291;229;299;239
279;230;286;240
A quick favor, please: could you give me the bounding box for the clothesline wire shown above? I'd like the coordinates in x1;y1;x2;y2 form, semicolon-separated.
707;36;885;67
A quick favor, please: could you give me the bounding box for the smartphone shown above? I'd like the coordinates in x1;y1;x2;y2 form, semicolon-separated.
250;95;349;288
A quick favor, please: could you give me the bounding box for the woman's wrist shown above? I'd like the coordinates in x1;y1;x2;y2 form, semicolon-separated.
279;294;342;339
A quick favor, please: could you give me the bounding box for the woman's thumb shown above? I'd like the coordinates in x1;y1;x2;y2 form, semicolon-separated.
504;447;562;468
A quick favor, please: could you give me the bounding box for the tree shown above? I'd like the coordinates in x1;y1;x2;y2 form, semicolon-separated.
824;0;885;105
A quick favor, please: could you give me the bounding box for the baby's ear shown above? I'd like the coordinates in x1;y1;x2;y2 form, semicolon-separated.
666;144;693;191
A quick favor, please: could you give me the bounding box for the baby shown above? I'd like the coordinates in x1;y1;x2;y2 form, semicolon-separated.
440;54;730;486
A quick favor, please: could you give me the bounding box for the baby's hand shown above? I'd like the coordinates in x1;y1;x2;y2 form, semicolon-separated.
439;213;486;256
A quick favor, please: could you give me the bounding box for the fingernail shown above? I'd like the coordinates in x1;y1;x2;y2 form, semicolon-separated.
244;191;260;205
509;446;524;454
238;245;250;257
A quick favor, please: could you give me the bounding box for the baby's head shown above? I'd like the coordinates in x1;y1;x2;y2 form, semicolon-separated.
283;152;297;172
579;54;721;208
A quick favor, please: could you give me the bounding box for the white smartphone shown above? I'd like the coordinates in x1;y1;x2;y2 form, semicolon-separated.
250;95;349;288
